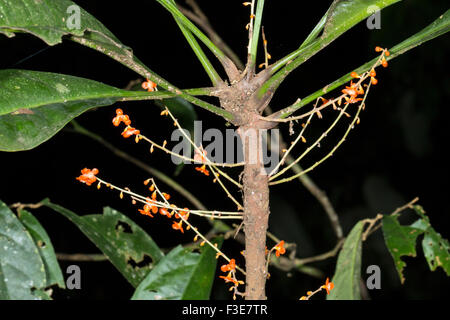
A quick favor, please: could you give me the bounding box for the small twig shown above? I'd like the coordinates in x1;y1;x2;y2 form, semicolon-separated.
270;79;372;185
365;197;419;239
9;202;43;211
56;253;108;262
294;239;344;266
260;26;270;70
362;214;383;241
264;105;343;239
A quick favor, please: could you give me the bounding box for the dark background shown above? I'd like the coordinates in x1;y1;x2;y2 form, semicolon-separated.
0;0;449;299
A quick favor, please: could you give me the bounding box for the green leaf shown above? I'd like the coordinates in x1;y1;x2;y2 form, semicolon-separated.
327;221;365;300
132;238;222;300
182;237;223;300
0;0;233;121
0;69;166;151
412;206;450;276
0;200;47;299
0;0;127;48
382;214;423;283
269;0;402;75
17;210;65;289
321;0;401;42
42;199;164;288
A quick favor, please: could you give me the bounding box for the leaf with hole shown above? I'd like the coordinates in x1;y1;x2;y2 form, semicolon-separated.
382;214;423;283
42;199;164;288
411;205;450;276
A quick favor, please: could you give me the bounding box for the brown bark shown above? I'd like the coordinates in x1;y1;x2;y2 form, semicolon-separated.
240;126;270;300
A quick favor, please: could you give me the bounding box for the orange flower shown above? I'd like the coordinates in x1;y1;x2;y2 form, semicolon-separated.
138;204;155;218
76;168;99;186
172;220;184;233
220;259;236;272
274;240;286;257
350;71;359;78
194;147;208;163
142;79;157;92
162;192;171;200
322;277;334;294
112;108;131;127
159;208;169;216
219;275;239;286
375;46;383;52
121;126;140;138
175;208;190;221
195;164;210;176
341;81;364;104
138;197;157;217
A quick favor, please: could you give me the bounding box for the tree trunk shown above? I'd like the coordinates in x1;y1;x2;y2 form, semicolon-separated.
240;126;270;300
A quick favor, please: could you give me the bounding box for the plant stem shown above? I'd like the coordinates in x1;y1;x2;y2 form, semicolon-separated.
240;126;270;300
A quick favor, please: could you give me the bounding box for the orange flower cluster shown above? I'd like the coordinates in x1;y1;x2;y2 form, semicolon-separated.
219;258;244;298
135;184;190;234
341;81;365;104
220;259;236;272
76;168;99;186
142;79;157;92
343;47;390;104
273;240;286;257
112;108;131;127
112;108;140;139
138;191;159;217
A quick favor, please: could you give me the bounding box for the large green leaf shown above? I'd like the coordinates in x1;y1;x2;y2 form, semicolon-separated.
327;221;365;300
42;199;164;288
0;200;47;299
0;0;233;120
0;69;157;151
382;214;423;283
17;210;65;289
132;238;222;300
411;206;450;276
0;0;126;48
